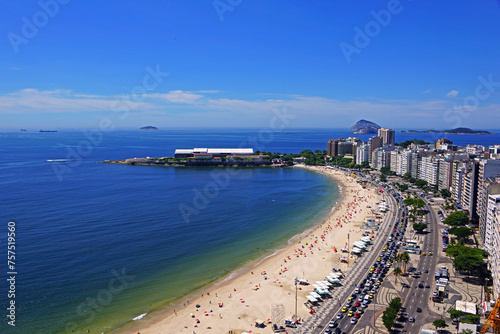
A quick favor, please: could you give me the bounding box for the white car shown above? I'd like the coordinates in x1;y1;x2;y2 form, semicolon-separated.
351;317;358;324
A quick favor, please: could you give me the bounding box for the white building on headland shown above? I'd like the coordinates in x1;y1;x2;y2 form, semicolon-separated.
174;148;254;158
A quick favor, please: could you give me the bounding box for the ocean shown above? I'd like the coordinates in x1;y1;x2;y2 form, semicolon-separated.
0;128;498;333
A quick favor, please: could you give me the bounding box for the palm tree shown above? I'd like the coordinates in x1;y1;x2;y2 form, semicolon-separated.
400;252;410;273
393;267;402;284
393;253;402;269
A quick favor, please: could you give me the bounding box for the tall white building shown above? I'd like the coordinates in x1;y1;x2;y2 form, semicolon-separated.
356;143;370;165
419;156;439;186
485;194;500;251
487;195;500;298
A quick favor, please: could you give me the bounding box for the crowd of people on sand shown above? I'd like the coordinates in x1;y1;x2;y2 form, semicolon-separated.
138;167;381;334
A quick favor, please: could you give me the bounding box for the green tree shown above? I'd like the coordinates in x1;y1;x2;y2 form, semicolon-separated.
444;211;469;227
403;172;412;180
462;314;480;324
380;166;393;175
361;161;370;169
449;226;473;241
453;253;483;274
393;266;402;284
440;188;452;198
413;222;427;233
415;179;428;187
382;297;402;331
400;251;410;273
432;319;448;331
459;330;473;334
445;245;486;259
448;307;465;320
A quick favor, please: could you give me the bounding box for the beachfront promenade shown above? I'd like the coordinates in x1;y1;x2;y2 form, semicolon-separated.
296;186;399;334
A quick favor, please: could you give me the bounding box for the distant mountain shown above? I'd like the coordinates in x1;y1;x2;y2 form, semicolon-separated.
140;126;158;130
400;127;493;135
350;120;381;134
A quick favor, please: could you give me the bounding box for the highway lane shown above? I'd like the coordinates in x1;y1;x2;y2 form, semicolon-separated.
395;198;441;332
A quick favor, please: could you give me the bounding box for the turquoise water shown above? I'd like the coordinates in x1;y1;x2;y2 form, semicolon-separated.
0;130;339;333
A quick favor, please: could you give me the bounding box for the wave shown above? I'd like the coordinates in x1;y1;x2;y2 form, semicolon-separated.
132;312;147;321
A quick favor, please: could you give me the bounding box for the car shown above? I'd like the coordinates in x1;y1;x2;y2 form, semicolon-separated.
347;311;354;317
346;301;351;307
336;313;343;319
354;301;361;307
354;312;361;318
324;329;332;334
333;329;341;334
408;316;415;322
416;307;422;312
433;291;438;296
357;296;364;302
369;293;374;299
341;307;347;313
354;287;360;294
361;303;368;308
418;282;424;288
416;270;421;275
452;318;459;325
425;283;430;288
347;297;353;302
329;320;338;328
357;309;364;315
428;252;433;256
422;252;427;256
350;318;357;324
351;306;357;312
424;269;429;273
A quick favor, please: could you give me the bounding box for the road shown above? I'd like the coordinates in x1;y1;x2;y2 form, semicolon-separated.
298;180;444;334
298;180;404;334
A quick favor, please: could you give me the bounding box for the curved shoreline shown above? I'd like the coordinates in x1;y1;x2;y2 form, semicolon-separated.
116;166;379;334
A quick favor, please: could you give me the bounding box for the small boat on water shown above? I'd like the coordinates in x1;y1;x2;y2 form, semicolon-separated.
132;313;147;321
39;130;57;132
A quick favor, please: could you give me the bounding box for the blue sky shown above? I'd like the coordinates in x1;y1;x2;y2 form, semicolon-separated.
1;0;500;130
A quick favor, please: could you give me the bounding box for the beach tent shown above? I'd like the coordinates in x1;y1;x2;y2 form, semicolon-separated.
361;237;371;243
326;277;340;284
320;281;333;287
351;248;362;254
354;243;366;249
315;289;330;296
311;292;322;299
306;295;318;303
329;273;342;278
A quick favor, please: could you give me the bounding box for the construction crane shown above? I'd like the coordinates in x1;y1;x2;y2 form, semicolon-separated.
481;296;500;333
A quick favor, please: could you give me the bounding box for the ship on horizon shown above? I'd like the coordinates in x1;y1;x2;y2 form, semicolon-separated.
39;130;58;132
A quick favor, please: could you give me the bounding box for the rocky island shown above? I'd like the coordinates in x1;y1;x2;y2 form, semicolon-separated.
400;127;494;135
350;119;381;134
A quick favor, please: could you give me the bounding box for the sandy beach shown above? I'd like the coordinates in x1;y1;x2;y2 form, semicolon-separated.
123;166;383;334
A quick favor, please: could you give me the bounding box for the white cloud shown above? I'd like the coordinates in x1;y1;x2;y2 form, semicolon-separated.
446;90;459;97
150;90;203;104
0;89;155;114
